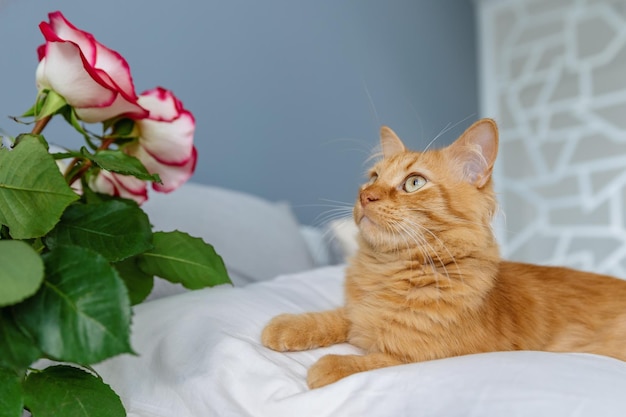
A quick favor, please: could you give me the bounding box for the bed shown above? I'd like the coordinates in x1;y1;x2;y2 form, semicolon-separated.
93;183;626;417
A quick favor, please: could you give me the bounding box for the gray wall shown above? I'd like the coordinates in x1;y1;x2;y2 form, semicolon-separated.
0;0;478;225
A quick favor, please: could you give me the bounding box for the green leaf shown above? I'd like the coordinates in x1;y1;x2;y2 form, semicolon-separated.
61;106;89;138
80;186;116;205
21;102;37;118
0;367;23;417
114;256;154;305
13;246;133;364
0;240;44;307
0;309;41;372
111;118;136;137
45;199;153;262
14;133;48;150
137;231;231;289
0;136;79;239
36;89;68;119
51;151;80;160
21;89;49;118
82;148;161;183
24;365;125;417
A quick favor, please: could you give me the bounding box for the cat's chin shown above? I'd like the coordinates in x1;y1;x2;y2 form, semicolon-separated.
357;214;378;230
357;215;389;245
356;210;404;249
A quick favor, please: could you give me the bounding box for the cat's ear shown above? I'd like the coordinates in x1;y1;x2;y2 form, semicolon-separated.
447;118;499;188
380;126;406;159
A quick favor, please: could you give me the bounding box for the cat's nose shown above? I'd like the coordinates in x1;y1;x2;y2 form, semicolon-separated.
360;189;380;206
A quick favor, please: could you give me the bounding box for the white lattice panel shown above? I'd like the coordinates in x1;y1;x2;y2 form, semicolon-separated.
477;0;626;277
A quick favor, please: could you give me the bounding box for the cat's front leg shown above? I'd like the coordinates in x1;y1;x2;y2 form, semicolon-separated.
261;308;349;352
307;352;403;389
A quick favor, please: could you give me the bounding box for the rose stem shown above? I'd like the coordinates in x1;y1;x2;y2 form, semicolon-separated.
66;137;117;185
29;115;80;182
30;115;52;135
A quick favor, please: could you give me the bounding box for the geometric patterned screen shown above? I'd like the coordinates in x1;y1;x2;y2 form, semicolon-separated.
476;0;626;278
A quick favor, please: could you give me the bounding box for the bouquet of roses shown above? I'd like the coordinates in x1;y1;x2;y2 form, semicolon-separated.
0;11;230;417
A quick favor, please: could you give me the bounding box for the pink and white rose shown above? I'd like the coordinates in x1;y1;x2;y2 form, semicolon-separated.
36;12;196;204
91;170;149;205
90;87;197;203
36;11;148;123
130;87;197;193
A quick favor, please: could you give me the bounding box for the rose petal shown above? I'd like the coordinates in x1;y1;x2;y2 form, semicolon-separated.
45;11;97;64
45;12;139;103
37;11;148;123
92;45;139;103
90;171;115;194
134;111;195;165
38;43;116;108
91;170;148;204
129;88;195;164
138;87;183;121
37;44;46;61
35;58;47;89
131;145;197;193
76;93;149;123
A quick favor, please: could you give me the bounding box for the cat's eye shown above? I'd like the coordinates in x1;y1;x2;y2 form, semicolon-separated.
403;175;427;193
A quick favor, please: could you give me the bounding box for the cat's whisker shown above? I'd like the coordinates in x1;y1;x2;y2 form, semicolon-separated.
363;149;384;166
292;203;351;209
409;220;463;288
321;137;377;159
399;224;444;303
317;198;354;208
313;206;353;217
421;121;451;155
388;219;445;302
389;220;422;270
312;209;354;227
402;208;494;234
292;201;354;217
396;216;460;291
360;78;380;130
291;203;353;228
421;114;476;154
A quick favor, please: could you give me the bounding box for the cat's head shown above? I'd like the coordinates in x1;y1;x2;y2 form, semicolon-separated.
353;118;499;258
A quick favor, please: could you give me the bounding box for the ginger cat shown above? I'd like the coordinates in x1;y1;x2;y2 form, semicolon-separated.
261;118;626;389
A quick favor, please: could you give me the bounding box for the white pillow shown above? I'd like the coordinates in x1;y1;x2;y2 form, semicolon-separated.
298;225;334;267
326;217;359;261
141;183;315;291
95;266;626;417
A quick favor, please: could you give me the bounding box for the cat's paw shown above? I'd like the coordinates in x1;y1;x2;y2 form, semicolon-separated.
261;313;315;352
307;354;359;389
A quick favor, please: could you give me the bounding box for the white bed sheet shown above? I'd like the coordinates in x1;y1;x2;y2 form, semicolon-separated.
95;266;626;417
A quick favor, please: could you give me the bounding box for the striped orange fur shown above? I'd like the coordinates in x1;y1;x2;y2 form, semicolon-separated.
262;119;626;389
